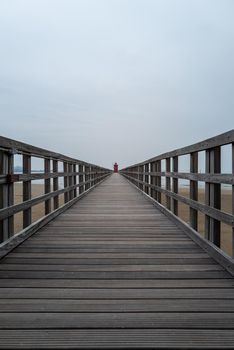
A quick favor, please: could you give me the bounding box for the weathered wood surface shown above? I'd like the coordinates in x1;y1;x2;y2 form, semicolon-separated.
0;174;234;348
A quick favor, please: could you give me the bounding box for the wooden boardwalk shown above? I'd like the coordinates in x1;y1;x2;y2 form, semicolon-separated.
0;174;234;348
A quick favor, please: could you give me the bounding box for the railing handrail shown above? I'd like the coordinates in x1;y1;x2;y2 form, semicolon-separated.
121;129;234;169
120;129;234;274
0;135;112;254
0;135;107;168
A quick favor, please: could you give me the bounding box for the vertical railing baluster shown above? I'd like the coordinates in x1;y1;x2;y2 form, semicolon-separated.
68;163;73;200
205;149;210;240
0;151;14;241
205;147;221;246
150;162;156;200
53;159;59;210
79;164;84;194
172;156;178;216
44;158;51;215
63;161;69;203
190;152;198;230
166;158;171;210
156;160;161;203
8;152;14;236
73;164;77;198
145;163;149;194
23;154;32;228
232;143;234;258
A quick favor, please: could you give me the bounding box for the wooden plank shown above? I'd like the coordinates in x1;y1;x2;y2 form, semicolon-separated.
1;278;233;288
0;288;233;299
0;312;234;329
1;299;234;313
2;257;216;265
0;329;234;349
0;270;230;279
0;264;224;272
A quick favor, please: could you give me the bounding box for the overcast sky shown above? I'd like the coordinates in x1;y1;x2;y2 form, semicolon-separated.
0;0;233;169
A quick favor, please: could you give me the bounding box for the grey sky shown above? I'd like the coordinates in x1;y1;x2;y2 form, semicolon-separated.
0;0;233;169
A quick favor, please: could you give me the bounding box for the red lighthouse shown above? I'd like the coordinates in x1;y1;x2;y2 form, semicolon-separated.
114;162;118;173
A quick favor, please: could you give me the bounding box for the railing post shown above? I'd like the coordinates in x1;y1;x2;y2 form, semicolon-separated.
63;161;69;203
190;152;198;230
232;142;234;258
0;151;14;242
88;166;91;189
53;160;59;210
68;163;73;200
136;166;140;188
85;166;89;191
23;154;32;228
166;158;171;210
156;160;161;203
172;156;178;216
205;147;221;246
139;165;143;191
44;158;51;215
79;164;84;194
150;162;156;200
145;163;149;194
73;164;77;198
205;150;210;239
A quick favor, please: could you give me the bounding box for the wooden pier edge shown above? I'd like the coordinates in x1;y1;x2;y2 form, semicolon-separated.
0;175;111;260
123;175;234;276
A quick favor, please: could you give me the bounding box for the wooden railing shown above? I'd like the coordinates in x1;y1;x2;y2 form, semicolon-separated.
0;136;112;252
120;130;234;270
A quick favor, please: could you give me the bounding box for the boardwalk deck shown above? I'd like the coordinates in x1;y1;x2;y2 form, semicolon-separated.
0;173;234;348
